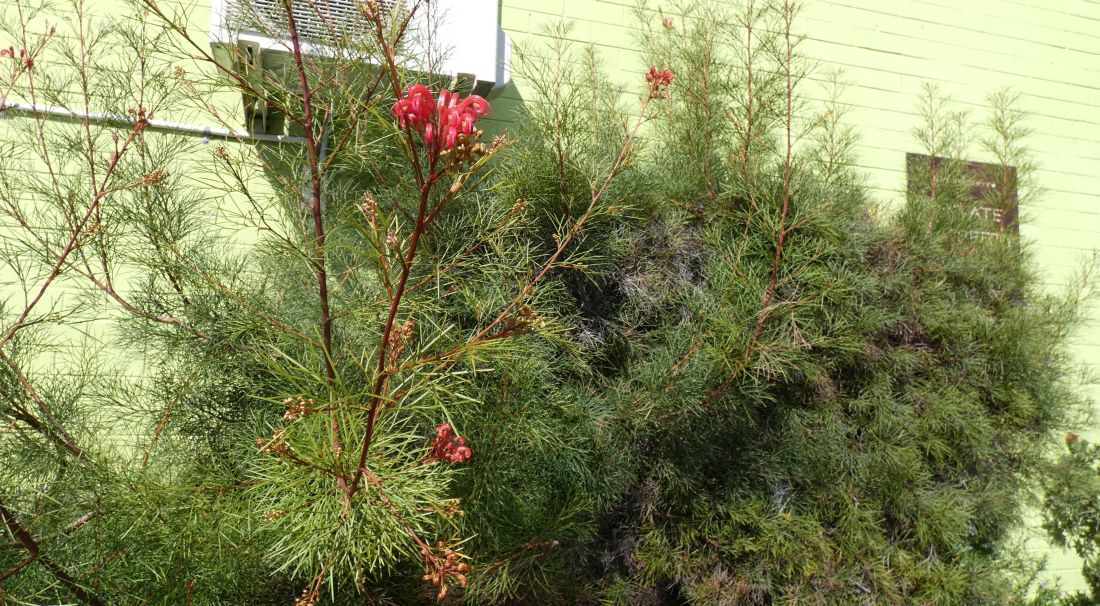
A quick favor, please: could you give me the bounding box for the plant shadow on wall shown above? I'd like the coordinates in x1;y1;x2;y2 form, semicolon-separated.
0;0;1095;605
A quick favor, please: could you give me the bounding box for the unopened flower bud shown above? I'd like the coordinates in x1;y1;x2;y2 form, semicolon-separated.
360;192;378;221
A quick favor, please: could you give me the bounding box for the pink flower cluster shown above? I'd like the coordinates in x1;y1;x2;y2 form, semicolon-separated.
392;85;491;151
429;423;472;464
0;47;32;69
645;67;676;90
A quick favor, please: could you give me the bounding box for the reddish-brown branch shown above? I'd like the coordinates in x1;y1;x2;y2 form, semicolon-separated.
72;0;117;295
0;504;41;582
463;107;651;347
0;502;106;606
351;178;434;494
377;101;655;424
350;1;645;500
344;0;434;495
0;125;144;352
360;467;432;551
685;4;799;418
142;381;191;469
698;21;717;203
140;0;306;129
0;348;85;460
0;8;51;111
283;0;336;386
742;1;756;210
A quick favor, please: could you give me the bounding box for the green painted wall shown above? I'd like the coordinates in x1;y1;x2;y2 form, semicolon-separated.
2;0;1097;594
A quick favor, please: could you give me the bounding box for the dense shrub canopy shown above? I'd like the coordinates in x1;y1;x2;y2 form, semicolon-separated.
1041;438;1100;606
0;0;1092;605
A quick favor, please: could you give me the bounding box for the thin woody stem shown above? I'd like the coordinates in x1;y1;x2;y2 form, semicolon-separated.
351;177;434;494
0;124;145;352
283;0;336;387
139;0;306;129
748;1;795;347
378;101;657;431
0;502;106;606
426;100;654;366
346;0;432;495
0;348;85;460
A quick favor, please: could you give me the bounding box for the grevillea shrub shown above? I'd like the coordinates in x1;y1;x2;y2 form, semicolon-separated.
1039;436;1100;606
455;2;1093;604
0;0;1093;605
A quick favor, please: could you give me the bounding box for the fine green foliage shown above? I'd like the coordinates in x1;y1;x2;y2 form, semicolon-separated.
1041;437;1100;606
0;0;1093;604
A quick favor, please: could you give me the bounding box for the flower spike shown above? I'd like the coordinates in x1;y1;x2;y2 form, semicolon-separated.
391;85;492;154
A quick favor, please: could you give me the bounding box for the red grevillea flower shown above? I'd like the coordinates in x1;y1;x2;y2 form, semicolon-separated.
645;66;676;90
392;85;490;152
2;47;33;69
429;423;472;464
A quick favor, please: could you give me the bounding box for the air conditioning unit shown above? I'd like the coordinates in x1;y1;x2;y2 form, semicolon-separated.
209;0;511;131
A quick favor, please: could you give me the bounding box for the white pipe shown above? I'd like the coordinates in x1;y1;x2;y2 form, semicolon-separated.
0;101;305;145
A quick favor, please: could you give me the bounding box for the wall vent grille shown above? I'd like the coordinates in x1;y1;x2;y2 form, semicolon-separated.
230;0;397;43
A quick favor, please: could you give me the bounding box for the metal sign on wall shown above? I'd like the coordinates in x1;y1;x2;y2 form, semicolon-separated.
906;152;1019;235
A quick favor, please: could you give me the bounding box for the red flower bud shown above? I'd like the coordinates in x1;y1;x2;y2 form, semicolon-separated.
427;422;472;464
